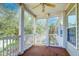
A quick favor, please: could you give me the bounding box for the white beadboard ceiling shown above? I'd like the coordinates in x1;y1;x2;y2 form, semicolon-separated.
25;3;67;19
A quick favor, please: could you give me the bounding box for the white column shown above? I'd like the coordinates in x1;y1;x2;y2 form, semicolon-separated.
77;3;79;55
33;17;35;45
63;11;68;48
33;17;37;45
19;5;25;54
46;19;49;46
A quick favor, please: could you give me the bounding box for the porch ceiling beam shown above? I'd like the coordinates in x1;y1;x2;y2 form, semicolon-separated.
19;3;36;17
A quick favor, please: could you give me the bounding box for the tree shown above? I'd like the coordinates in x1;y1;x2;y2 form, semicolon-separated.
0;4;19;38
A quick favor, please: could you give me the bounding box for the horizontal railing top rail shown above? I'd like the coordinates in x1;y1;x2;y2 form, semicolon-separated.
0;35;20;40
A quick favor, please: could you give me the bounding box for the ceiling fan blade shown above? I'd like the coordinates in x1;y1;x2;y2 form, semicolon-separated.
45;3;55;7
32;4;41;9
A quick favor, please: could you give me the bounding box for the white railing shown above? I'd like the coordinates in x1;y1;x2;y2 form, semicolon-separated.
34;34;49;46
0;34;34;56
0;36;19;56
0;34;60;56
48;34;58;46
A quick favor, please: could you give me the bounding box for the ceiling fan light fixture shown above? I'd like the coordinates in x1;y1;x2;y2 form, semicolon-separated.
42;3;45;12
32;3;55;12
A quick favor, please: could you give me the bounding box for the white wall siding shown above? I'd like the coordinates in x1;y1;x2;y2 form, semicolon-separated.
66;42;79;56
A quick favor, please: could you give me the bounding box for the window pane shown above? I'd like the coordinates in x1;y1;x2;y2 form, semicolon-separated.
68;8;76;28
67;7;76;46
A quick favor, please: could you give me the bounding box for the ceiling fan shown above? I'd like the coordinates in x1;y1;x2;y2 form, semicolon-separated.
32;3;55;12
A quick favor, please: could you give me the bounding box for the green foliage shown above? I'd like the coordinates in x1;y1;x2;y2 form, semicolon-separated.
0;4;46;38
24;13;33;34
0;5;19;38
36;24;45;34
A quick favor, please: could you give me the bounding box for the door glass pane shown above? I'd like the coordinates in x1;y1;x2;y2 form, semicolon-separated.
48;17;58;46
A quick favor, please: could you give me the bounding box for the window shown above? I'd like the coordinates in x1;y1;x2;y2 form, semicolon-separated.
67;6;76;46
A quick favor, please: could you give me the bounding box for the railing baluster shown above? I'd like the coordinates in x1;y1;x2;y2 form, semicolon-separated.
13;39;15;56
13;39;14;55
4;38;6;56
11;38;13;56
6;39;8;56
7;39;8;56
1;36;19;56
9;38;11;56
17;37;19;54
8;39;10;56
10;39;12;56
4;39;5;56
12;38;13;56
3;39;4;56
15;38;17;56
14;37;16;56
11;39;13;56
15;38;18;56
14;38;16;56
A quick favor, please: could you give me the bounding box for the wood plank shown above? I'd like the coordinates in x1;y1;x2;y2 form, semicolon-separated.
19;46;70;56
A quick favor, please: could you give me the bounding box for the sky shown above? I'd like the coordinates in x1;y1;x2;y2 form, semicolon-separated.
68;15;76;24
68;15;76;27
48;17;57;26
0;3;19;18
2;3;19;12
36;19;46;25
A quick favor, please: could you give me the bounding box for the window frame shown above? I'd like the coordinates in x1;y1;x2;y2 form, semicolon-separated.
66;4;77;49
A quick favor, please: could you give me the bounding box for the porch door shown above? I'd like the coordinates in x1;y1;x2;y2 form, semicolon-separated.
34;19;49;46
48;17;58;46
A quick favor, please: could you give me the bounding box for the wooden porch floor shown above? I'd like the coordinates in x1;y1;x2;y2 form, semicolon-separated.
20;46;70;56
